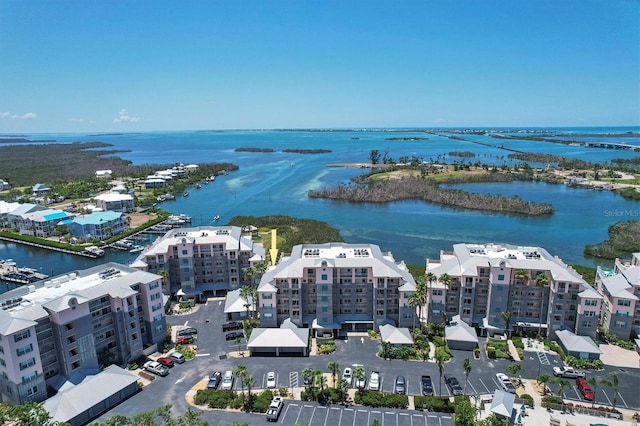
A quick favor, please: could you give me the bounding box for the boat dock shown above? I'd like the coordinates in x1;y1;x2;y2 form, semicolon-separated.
0;260;49;284
0;236;101;258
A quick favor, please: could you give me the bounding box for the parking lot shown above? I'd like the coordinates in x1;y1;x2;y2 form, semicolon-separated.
96;298;640;424
280;402;453;426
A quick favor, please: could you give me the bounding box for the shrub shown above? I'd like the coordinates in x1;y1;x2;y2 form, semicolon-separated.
317;340;336;354
520;393;534;408
250;390;274;413
435;346;451;361
413;396;455;412
512;336;524;349
542;395;563;406
487;346;496;359
517;348;524;360
432;335;446;347
278;387;288;397
354;390;408;409
473;347;480;358
193;389;238;409
494;349;511;359
544;340;566;360
565;356;603;370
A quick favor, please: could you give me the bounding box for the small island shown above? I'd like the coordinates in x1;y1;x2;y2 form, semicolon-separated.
282;149;332;154
234;147;276;153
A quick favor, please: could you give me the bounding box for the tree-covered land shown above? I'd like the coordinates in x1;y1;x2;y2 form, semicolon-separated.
584;220;640;259
227;215;344;254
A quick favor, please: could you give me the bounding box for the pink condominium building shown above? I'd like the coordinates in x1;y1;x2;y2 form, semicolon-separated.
0;263;167;405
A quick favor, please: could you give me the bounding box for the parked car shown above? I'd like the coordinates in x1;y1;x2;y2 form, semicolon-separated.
266;371;277;389
207;371;222;389
444;375;463;396
496;373;516;394
176;336;194;345
394;375;406;394
342;368;353;384
421;375;434;396
142;360;169;377
222;321;243;332
221;370;234;390
266;396;284;422
369;371;380;391
225;330;244;341
169;352;185;364
156;357;174;368
576;377;594;401
176;327;198;337
553;366;586;379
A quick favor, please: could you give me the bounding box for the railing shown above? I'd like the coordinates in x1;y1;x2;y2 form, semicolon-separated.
541;402;622;419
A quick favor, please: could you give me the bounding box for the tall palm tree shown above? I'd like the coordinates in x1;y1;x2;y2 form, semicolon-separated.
302;367;315;389
408;292;421;329
234;364;248;399
328;362;340;388
537;374;550;395
239;284;256;319
587;377;598;409
601;373;619;408
501;311;512;338
436;351;446;396
552;377;570;399
439;273;452;289
414;275;427;323
506;363;524;385
463;357;472;395
243;375;256;412
380;341;392;360
316;371;327;394
243;266;255;284
353;366;365;389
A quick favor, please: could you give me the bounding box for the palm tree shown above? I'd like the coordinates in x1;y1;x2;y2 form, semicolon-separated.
234;336;243;355
243;375;256;412
601;373;619;408
408;292;421;329
463;357;472;395
316;370;327;394
234;364;248;400
514;269;529;285
239;284;256;319
353;366;365;389
243;266;256;284
414;274;427;323
537;374;550;395
552;377;570;399
501;311;512;338
380;341;392;360
587;377;598;409
302;367;315;389
506;363;524;386
328;362;340;388
535;273;549;287
436;351;446;396
439;273;452;289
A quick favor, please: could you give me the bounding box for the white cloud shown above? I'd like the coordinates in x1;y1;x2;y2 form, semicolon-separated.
0;111;37;120
113;109;141;124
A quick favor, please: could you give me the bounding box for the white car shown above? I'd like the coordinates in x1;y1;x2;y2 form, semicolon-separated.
221;370;234;390
142;360;169;377
369;371;380;391
266;371;277;389
342;367;353;384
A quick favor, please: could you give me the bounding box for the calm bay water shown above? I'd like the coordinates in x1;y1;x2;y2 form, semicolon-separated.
1;127;639;290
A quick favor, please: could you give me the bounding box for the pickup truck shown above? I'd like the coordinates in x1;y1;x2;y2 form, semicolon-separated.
266;397;284;422
553;366;586;379
421;375;434;396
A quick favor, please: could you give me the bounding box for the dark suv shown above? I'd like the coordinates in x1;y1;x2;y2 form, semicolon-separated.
444;375;463;396
207;371;222;389
421;375;434;396
225;330;244;341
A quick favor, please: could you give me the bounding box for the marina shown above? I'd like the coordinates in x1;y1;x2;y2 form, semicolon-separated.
0;259;49;284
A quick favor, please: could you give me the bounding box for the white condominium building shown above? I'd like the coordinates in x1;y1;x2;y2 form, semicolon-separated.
0;263;166;405
132;226;265;300
426;243;602;339
257;243;416;336
596;253;640;340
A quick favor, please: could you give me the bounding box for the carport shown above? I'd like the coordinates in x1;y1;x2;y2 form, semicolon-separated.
445;315;479;351
555;329;602;359
247;327;310;356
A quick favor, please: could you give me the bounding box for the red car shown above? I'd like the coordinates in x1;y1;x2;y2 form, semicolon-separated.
576;377;594;401
156;357;174;368
176;336;193;345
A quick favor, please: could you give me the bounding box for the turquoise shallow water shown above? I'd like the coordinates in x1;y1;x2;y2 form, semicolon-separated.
1;127;638;287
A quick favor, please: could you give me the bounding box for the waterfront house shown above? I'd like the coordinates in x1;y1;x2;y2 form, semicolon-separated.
131;226;265;300
31;183;50;195
0;200;20;228
144;178;165;189
257;242;416;336
67;211;127;241
17;208;73;238
93;192;135;213
94;169;112;178
0;263;167;405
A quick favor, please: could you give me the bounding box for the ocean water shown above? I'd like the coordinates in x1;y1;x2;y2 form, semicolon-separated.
1;127;639;288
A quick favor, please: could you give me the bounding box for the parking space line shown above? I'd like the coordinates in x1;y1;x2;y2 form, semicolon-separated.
477;378;490;393
323;405;331;426
572;386;582;402
468;381;478;395
618;392;628;408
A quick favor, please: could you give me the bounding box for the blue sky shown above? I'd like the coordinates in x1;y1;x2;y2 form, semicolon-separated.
0;0;638;132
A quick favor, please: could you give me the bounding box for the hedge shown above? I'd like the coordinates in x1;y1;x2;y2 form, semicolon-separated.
354;390;408;409
413;395;456;413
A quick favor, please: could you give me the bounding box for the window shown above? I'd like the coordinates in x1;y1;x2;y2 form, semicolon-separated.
614;320;627;328
0;358;5;367
150;281;160;290
584;299;597;306
582;321;593;327
19;358;36;371
152;303;162;312
13;330;30;343
498;274;504;281
16;344;33;357
617;299;631;306
182;249;188;255
584;311;595;317
262;294;273;299
263;313;273;319
321;274;328;280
